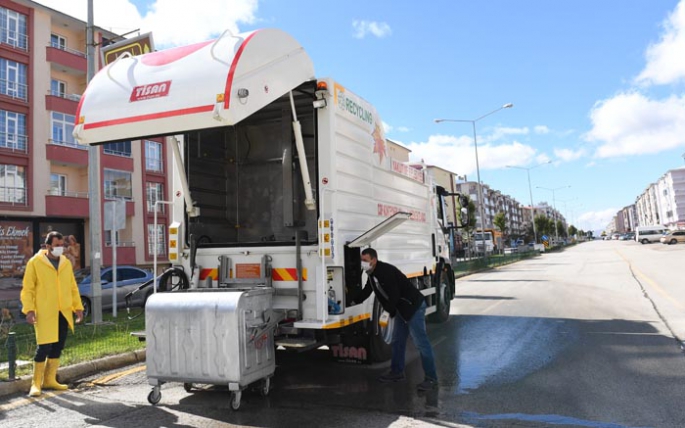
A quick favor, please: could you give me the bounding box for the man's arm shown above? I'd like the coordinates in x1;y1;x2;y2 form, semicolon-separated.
351;277;373;304
68;267;84;323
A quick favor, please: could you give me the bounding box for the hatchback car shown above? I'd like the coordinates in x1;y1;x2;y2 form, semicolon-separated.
76;266;154;317
660;230;685;245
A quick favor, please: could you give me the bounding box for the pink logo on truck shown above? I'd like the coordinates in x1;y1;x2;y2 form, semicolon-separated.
130;81;172;102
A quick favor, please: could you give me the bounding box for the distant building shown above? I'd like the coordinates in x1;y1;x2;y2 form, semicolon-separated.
635;167;685;229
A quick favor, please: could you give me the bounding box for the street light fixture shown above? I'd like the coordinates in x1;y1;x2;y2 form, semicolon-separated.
435;103;514;251
506;160;551;244
536;185;570;243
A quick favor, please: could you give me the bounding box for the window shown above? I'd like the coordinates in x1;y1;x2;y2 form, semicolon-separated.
0;164;26;204
104;169;132;199
146;182;164;213
0;59;27;100
51;112;76;146
104;230;120;246
50;79;66;97
103;141;131;157
0;110;27;151
120;268;147;281
147;224;166;256
50;33;66;50
0;7;27;50
50;173;67;196
145;140;163;172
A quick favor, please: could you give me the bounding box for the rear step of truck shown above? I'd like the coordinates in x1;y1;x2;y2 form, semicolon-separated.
275;338;321;352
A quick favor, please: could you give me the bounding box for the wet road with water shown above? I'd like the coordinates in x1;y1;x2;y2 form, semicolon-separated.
3;240;685;427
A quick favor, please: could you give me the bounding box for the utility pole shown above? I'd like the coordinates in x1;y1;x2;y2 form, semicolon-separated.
86;0;103;323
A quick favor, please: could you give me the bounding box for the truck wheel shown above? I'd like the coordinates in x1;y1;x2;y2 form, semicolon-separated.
368;299;392;363
428;272;451;323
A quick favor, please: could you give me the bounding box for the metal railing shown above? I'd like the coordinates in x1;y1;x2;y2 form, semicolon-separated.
103;148;132;157
49;138;88;150
47;90;81;102
0;186;27;206
47;190;89;198
0;30;28;51
48;43;86;58
105;241;136;248
0;132;28;153
0;78;28;101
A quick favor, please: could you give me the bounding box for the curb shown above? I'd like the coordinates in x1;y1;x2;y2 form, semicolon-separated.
0;349;146;398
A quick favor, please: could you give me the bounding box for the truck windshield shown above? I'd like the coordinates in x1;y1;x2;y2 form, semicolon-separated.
183;84;318;246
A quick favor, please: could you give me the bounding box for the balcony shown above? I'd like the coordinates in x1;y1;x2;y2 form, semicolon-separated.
47;140;89;166
45;91;80;115
46;45;86;75
103;242;136;265
0;29;28;52
0;78;28;102
45;191;89;217
0;132;28;154
0;186;27;207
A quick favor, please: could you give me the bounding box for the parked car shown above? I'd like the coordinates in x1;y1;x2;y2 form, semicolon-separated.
76;266;154;317
660;230;685;245
622;232;635;241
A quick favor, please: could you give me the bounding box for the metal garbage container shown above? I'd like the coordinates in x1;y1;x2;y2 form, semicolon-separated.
145;288;276;409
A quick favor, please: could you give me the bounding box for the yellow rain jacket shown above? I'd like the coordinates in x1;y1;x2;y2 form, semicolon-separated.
20;250;84;345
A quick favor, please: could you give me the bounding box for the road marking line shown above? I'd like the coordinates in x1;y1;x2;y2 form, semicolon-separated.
0;390;67;413
616;250;685;310
88;365;147;386
482;299;507;314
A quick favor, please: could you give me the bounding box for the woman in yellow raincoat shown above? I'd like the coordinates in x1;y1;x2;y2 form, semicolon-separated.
20;231;84;397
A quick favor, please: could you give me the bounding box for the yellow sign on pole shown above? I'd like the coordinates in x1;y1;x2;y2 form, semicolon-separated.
101;33;154;66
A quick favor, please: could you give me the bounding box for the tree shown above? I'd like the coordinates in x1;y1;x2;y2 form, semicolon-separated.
493;211;507;251
556;220;567;238
534;215;552;242
493;211;508;237
458;196;478;258
568;225;578;237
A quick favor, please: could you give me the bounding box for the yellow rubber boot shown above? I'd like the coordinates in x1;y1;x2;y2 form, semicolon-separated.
43;358;68;391
28;361;45;397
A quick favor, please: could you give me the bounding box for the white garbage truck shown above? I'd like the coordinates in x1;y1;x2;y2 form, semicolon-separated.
75;28;463;408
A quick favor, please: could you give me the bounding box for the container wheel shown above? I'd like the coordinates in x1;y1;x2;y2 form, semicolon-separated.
183;383;193;392
429;271;452;324
260;377;271;397
147;387;161;405
230;391;242;411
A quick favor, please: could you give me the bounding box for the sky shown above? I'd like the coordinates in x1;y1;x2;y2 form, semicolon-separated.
36;0;685;233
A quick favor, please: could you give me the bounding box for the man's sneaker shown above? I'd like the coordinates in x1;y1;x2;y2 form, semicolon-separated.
378;371;406;383
417;378;438;391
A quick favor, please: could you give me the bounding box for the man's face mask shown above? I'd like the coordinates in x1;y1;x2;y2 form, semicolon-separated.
361;260;373;273
50;246;64;257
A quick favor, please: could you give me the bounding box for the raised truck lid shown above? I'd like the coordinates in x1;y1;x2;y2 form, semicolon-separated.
73;28;315;145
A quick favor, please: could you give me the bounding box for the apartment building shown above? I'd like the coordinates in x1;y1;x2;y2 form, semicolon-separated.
634;167;685;229
0;0;171;282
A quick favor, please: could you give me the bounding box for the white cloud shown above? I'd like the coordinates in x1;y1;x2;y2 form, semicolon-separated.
403;134;537;176
382;121;392;134
352;20;392;39
397;126;411;133
35;0;258;47
489;126;529;141
635;0;685;86
585;92;685;158
534;125;550;134
578;208;617;231
554;147;586;162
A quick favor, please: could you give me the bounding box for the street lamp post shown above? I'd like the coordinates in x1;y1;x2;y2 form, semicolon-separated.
537;185;570;243
435;103;513;254
506;161;551;244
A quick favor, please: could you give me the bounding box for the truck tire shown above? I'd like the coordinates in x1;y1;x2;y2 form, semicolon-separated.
428;271;452;324
368;298;392;363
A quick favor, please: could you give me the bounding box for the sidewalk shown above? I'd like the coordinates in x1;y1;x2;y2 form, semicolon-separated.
0;349;146;398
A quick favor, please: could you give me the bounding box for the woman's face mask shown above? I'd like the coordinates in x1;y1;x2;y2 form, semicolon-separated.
50;246;64;258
